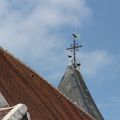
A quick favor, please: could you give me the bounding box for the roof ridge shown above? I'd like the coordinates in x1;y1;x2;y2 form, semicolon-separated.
0;47;48;84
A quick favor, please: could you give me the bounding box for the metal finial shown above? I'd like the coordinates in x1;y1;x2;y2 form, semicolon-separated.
67;33;82;68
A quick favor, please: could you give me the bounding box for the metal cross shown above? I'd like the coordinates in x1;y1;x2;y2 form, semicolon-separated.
67;33;82;68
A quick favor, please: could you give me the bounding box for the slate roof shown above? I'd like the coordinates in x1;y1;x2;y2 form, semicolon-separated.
58;65;104;120
0;47;94;120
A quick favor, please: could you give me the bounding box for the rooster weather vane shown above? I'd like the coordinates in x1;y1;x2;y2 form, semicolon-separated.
67;33;82;68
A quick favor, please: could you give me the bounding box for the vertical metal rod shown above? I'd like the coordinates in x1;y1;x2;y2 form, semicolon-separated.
67;33;82;68
73;36;76;67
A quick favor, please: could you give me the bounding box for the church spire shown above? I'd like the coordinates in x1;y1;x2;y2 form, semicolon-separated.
67;33;82;68
58;34;104;120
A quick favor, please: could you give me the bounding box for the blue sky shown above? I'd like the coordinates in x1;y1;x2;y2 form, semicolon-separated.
0;0;120;120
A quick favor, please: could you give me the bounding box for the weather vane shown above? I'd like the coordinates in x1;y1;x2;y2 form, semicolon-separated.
67;33;82;68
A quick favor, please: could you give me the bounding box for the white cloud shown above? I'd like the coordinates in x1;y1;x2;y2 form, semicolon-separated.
79;50;113;78
0;0;92;84
0;0;92;49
